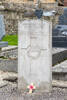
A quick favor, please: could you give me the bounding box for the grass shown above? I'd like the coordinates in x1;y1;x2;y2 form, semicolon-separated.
2;34;18;46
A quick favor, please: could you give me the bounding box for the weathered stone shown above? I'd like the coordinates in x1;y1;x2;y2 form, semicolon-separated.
18;19;52;92
0;2;63;35
24;11;35;17
3;76;17;82
52;60;67;81
53;60;67;73
0;15;5;40
0;80;8;88
52;80;67;88
0;58;17;72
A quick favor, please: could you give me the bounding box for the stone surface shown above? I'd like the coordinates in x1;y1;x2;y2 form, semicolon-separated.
0;15;5;40
52;80;67;88
52;60;67;81
3;76;17;82
0;80;8;88
2;45;17;51
0;41;8;48
52;60;67;73
0;15;8;48
59;7;67;25
52;48;67;65
0;2;62;35
0;46;18;58
18;19;52;92
0;58;17;72
52;48;67;54
0;70;17;81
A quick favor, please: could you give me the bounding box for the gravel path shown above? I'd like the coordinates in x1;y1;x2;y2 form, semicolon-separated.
0;83;67;100
0;71;67;100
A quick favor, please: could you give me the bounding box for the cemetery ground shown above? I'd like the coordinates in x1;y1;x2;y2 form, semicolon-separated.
0;35;67;99
0;70;67;99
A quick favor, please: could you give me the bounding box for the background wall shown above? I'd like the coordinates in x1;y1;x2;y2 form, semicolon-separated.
0;1;63;35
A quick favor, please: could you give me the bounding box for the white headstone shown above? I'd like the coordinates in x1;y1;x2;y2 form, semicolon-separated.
18;19;52;92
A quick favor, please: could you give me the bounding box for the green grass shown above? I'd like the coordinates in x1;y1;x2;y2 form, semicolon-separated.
2;35;18;45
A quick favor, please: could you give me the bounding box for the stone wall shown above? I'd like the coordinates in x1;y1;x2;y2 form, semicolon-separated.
0;2;63;35
4;19;18;35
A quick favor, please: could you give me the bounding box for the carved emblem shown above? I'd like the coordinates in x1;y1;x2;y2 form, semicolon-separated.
27;46;41;59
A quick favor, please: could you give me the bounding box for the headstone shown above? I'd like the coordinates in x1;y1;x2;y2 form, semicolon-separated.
52;25;67;48
0;15;5;41
59;8;67;25
18;19;52;92
0;15;8;48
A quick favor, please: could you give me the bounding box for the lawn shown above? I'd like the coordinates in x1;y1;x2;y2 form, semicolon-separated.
2;35;18;45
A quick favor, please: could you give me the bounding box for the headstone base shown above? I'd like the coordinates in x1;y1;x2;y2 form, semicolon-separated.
18;78;52;92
